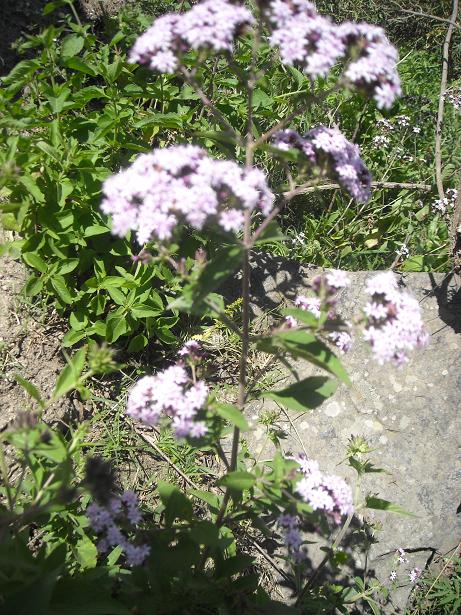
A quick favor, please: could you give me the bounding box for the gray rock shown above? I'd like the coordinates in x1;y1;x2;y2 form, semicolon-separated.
244;262;461;612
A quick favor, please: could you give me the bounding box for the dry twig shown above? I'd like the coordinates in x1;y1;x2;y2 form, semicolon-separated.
435;0;459;201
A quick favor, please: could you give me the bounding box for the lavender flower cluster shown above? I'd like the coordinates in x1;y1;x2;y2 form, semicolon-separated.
101;145;274;244
445;87;461;110
389;548;422;585
432;187;458;215
265;1;401;109
294;453;354;524
129;0;254;73
277;513;305;562
273;126;372;203
127;362;208;439
363;272;429;366
290;270;353;354
86;491;150;566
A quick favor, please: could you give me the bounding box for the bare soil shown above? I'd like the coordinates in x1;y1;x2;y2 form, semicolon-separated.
0;231;74;430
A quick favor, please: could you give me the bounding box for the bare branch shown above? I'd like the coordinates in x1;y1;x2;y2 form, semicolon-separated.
435;0;459;200
252;81;343;149
389;2;461;30
283;180;432;200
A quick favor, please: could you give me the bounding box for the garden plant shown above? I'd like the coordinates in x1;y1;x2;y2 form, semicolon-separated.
0;0;459;613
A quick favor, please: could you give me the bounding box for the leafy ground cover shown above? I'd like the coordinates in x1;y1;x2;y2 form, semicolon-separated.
0;0;460;354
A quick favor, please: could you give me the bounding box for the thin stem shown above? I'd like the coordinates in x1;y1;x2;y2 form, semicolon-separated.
295;481;359;606
389;2;461;30
435;0;459;200
179;66;244;146
68;0;83;28
203;297;243;340
252;82;343;149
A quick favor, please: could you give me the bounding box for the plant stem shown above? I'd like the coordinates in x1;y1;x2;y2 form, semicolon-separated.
179;66;244;147
252;81;343;149
435;0;459;200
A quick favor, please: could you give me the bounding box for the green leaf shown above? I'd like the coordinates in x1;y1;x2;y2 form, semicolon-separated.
127;334;148;352
260;330;350;385
23;252;47;273
43;0;70;15
62;329;87;347
84;225;109;238
365;496;415;516
19;175;45;202
63;57;96;76
74;536;97;569
105;313;128;343
61;35;84;60
69;311;88;332
135;112;184;130
188;488;221;513
214;403;250;431
25;275;44;297
218;471;256;491
190;521;220;547
262;376;338;412
53;347;87;400
282;308;319;329
51;275;74;304
1;59;41;94
130;304;163;318
157;481;193;526
14;374;45;407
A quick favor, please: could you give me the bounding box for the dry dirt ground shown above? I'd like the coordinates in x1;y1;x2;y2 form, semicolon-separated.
0;231;75;430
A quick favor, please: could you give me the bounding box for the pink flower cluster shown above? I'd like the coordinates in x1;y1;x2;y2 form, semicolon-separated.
127;364;208;439
277;513;306;562
273;126;372;203
178;339;204;362
363;272;429;365
101;145;274;244
294;454;354;524
86;491;150;566
291;270;353;353
129;0;254;73
266;1;401;109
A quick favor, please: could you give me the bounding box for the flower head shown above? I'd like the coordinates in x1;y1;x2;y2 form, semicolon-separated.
294;453;353;523
127;364;209;439
274;126;372;203
129;0;254;73
363;272;429;365
101;146;274;244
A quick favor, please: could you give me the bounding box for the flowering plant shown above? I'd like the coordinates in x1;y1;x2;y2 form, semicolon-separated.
0;1;431;613
87;0;429;610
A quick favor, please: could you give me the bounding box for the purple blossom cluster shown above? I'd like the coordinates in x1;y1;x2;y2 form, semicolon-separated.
86;491;150;566
432;188;458;215
389;548;422;585
277;513;306;562
101;145;274;244
291;270;353;353
445;87;461;110
363;272;429;366
178;339;204;362
127;364;208;439
265;1;401;109
129;0;254;73
273;126;372;203
294;453;353;524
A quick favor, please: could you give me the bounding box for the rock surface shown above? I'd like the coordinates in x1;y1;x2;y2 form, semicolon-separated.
245;260;461;612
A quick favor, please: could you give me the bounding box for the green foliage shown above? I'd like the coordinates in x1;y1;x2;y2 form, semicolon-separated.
409;556;461;615
0;8;194;350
